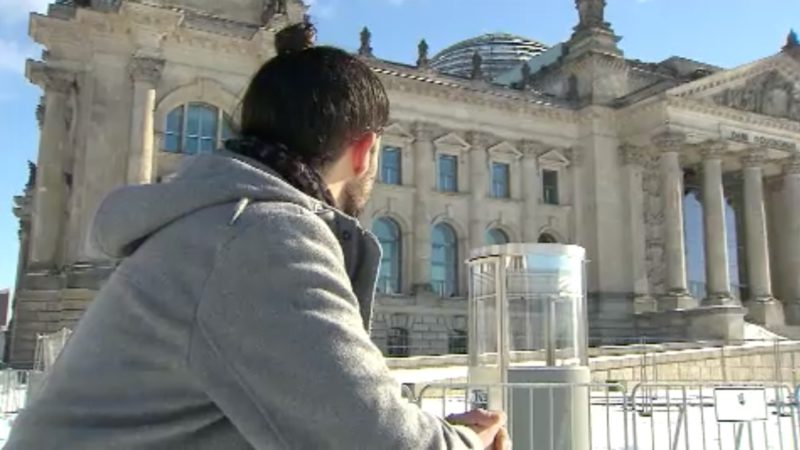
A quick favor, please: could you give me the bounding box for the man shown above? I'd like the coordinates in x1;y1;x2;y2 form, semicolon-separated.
6;22;508;449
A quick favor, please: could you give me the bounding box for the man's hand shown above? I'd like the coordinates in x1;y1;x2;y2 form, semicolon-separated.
446;409;508;450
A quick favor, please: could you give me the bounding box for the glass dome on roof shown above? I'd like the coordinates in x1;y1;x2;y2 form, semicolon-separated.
430;33;549;81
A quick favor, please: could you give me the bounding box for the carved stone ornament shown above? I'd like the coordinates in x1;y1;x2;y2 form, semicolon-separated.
466;131;494;149
413;122;439;142
619;143;649;166
29;65;74;94
651;130;687;152
129;57;165;84
519;139;544;155
701;140;728;159
784;153;800;175
742;148;767;168
712;70;800;121
35;97;45;128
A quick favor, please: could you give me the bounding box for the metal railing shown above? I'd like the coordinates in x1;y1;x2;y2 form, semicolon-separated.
412;380;800;450
630;382;799;450
415;382;629;450
0;370;39;415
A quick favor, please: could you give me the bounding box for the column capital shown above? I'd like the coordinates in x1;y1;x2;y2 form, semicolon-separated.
412;122;438;142
129;56;165;84
619;143;650;166
27;63;74;94
466;131;495;148
518;139;545;156
651;131;687;152
742;148;768;168
701;140;728;160
783;153;800;175
567;146;585;167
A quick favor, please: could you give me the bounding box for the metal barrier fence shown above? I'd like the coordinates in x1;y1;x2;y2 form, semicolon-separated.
415;382;630;450
0;370;38;415
413;381;800;450
630;382;799;450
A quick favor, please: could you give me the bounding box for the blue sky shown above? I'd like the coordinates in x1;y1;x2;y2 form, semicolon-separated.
0;0;797;294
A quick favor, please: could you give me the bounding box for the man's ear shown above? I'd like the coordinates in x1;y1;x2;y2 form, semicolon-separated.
349;132;378;177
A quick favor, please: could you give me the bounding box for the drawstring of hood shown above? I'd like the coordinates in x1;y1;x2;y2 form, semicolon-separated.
225;137;336;209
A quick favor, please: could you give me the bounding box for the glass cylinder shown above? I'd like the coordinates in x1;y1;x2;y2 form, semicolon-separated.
467;244;588;372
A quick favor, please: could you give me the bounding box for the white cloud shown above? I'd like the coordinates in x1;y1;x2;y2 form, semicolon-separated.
0;39;36;75
0;0;50;24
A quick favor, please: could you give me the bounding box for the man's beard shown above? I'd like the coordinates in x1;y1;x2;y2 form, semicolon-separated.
339;162;377;218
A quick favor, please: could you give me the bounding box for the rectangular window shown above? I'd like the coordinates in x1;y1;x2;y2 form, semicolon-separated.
491;162;510;199
542;169;560;205
437;154;458;193
379;146;402;185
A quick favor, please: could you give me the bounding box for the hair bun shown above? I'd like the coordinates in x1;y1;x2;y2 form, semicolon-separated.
275;22;316;55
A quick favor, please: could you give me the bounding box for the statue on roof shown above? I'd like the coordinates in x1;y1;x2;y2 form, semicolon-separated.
26;162;37;190
470;51;483;81
359;27;373;57
417;39;429;68
785;29;799;50
276;0;287;14
576;0;607;29
521;62;531;86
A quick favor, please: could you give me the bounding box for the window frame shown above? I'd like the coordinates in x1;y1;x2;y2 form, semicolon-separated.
373;217;402;295
437;153;459;193
542;169;560;206
387;327;410;357
430;222;459;298
485;228;510;246
162;102;234;155
537;149;571;206
487;142;522;200
491;161;511;199
379;146;403;186
448;329;468;355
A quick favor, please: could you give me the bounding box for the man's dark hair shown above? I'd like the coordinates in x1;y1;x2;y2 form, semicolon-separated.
227;22;390;206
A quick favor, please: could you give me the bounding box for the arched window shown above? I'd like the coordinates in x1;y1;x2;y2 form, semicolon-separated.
387;328;410;357
538;233;558;244
485;228;509;246
163;102;234;154
448;329;468;355
431;223;458;297
373;218;401;294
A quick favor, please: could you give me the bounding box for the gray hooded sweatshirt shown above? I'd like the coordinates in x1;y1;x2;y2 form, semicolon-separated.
5;153;483;450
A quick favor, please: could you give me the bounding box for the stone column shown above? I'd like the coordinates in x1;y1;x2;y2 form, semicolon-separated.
701;142;734;305
783;154;800;323
412;123;437;293
653;132;695;310
468;132;491;250
520;140;540;242
27;65;74;269
127;57;164;185
741;149;784;325
620;144;657;312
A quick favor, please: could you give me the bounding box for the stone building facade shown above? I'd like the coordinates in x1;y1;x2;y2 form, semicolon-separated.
8;0;800;366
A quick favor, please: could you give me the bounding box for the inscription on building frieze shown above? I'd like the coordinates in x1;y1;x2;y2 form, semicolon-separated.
720;126;797;152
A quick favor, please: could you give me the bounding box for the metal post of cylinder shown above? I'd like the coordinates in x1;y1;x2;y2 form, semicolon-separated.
547;296;556;366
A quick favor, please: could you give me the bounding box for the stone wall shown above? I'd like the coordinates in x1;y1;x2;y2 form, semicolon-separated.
386;341;800;386
590;341;800;385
